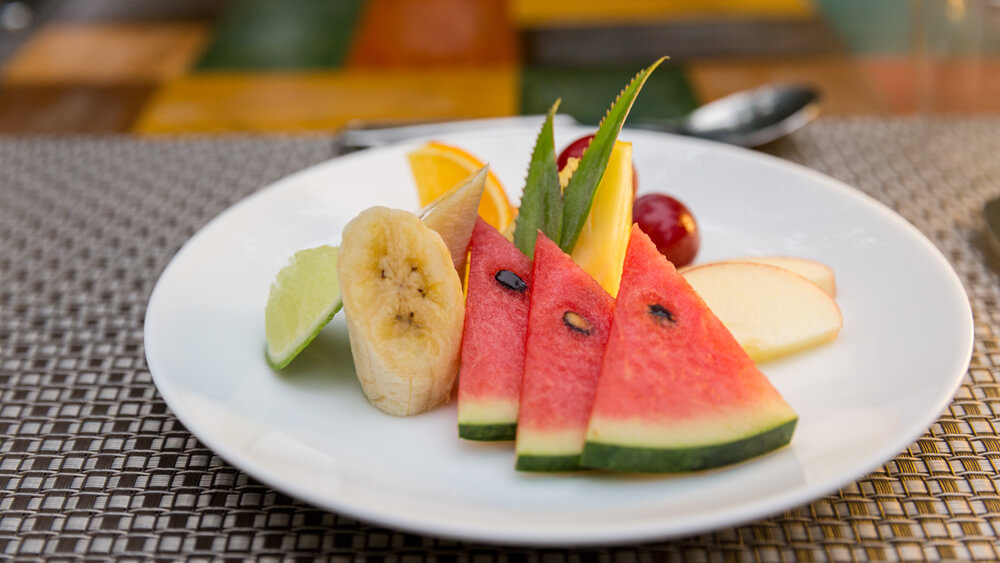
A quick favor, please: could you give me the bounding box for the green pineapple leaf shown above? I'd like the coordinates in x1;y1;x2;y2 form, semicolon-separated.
558;57;666;253
513;99;563;257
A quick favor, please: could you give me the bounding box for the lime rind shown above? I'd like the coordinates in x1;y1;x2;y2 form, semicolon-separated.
264;245;342;369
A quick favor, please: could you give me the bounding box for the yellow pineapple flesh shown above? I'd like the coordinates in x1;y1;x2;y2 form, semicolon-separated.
569;141;634;297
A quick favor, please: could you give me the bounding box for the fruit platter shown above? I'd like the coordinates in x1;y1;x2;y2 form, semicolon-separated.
144;63;973;544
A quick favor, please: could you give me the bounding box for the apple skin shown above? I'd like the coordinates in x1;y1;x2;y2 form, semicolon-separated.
632;193;700;267
557;134;639;194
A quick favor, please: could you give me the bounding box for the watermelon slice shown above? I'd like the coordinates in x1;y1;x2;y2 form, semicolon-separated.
457;218;533;441
516;233;614;471
580;225;798;473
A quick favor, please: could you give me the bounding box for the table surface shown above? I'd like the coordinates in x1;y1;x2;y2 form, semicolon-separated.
2;0;999;135
1;119;999;561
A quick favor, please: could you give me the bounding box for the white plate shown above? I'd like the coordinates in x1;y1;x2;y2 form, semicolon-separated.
144;124;973;546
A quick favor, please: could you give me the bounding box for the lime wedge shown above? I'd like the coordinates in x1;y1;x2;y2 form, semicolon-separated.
265;245;342;369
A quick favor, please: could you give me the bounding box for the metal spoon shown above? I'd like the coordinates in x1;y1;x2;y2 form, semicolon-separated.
339;83;820;151
632;83;821;147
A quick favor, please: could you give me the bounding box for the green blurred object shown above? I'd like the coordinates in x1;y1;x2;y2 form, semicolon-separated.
520;65;698;126
196;0;364;70
816;0;1000;56
814;0;911;54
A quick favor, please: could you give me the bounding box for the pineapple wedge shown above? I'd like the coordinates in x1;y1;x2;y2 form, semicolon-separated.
568;141;634;297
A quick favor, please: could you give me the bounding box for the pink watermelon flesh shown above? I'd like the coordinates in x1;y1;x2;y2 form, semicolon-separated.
457;218;533;441
515;233;614;471
580;225;797;472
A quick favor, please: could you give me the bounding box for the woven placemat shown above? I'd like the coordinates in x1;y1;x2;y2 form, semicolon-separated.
1;120;998;561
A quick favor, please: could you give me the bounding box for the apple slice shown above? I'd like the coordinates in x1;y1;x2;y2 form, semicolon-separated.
680;256;836;297
682;262;843;362
734;257;836;297
420;166;487;275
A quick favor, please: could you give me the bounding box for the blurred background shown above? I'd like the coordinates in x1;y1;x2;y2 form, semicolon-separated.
0;0;997;134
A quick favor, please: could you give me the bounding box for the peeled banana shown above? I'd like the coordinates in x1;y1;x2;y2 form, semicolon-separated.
337;206;465;416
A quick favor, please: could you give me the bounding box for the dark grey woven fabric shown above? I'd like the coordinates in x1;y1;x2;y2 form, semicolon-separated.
1;121;999;561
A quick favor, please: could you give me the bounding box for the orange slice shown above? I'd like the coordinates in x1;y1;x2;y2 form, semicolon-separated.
408;141;516;231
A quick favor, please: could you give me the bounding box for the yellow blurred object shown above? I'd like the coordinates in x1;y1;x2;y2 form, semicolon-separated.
408;141;516;232
569;141;634;297
511;0;814;27
132;67;518;133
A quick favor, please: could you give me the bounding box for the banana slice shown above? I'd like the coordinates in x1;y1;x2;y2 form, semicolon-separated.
338;206;465;416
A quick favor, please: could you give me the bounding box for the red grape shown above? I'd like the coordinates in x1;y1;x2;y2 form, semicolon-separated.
633;193;699;267
556;134;638;193
556;135;592;171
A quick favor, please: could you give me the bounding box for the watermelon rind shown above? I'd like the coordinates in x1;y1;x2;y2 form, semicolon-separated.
515;454;585;472
458;423;517;441
458;396;520;441
515;427;592;471
580;418;797;473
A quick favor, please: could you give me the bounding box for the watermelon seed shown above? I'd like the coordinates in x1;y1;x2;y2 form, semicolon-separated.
563;311;592;335
494;270;527;293
648;304;676;324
